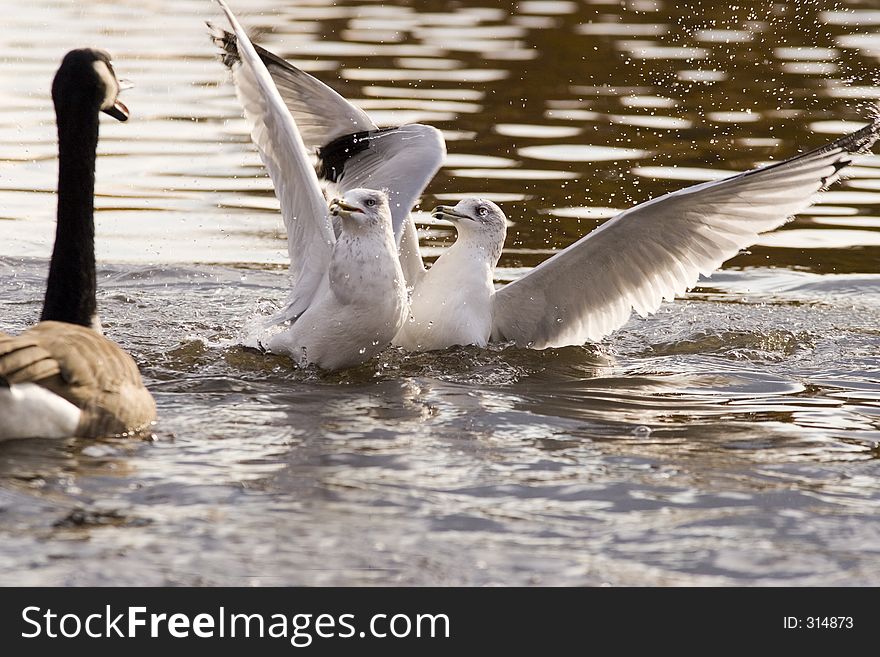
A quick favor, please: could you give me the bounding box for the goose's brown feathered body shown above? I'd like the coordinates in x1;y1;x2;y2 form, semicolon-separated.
0;323;155;438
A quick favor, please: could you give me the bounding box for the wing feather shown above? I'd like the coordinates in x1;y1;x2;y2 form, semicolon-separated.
1;324;155;437
492;121;880;348
215;2;333;318
210;23;445;262
210;24;375;146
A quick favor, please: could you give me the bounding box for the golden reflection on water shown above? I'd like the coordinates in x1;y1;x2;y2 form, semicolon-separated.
0;0;878;586
0;0;878;269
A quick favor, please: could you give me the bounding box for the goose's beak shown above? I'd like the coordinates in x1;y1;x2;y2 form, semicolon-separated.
432;205;469;222
330;199;363;217
102;99;129;122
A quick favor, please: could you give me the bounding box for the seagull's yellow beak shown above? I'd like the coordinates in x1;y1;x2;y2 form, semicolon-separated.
432;205;469;222
330;199;363;217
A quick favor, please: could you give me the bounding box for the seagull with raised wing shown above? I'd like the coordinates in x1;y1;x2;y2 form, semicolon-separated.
215;1;407;370
394;123;880;350
209;19;445;288
210;5;879;354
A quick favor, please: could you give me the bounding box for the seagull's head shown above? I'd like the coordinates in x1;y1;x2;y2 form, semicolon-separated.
53;48;130;122
432;198;507;245
330;189;392;232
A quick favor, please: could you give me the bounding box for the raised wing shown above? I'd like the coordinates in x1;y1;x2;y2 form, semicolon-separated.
215;1;333;318
210;24;375;148
210;25;445;269
492;121;880;349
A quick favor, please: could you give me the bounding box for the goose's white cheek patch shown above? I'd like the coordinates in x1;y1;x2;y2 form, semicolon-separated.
92;60;118;110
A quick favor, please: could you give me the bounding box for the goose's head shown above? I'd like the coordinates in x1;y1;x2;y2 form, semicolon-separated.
52;48;129;122
432;198;507;247
329;189;392;233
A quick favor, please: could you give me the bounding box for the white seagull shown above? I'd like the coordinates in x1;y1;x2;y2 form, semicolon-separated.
211;6;880;353
209;16;445;288
396;124;879;350
215;1;407;370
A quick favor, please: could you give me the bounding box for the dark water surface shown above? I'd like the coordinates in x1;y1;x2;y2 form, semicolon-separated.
1;0;879;585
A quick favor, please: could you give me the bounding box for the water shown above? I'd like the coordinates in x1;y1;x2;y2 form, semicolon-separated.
1;0;879;585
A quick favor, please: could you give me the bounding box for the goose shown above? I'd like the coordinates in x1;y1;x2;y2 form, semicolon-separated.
0;48;156;440
209;7;880;353
215;1;408;371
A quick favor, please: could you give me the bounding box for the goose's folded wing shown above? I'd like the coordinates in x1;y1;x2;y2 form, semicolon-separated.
492;121;880;349
210;25;446;255
0;332;62;384
215;2;333;317
26;323;155;427
1;323;156;436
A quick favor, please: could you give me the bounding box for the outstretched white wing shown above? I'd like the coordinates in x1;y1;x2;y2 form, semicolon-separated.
210;25;445;277
492;121;880;349
216;1;333;319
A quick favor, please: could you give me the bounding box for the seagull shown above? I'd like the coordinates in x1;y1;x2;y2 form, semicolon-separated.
261;188;409;370
395;124;880;350
215;1;407;371
0;48;155;440
208;16;445;287
211;5;880;353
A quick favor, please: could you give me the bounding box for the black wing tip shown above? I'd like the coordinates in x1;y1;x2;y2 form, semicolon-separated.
207;23;311;80
207;23;240;69
812;116;880;188
317;131;374;183
805;119;880;191
0;373;8;388
820;157;852;187
827;115;880;156
316;127;398;183
740;114;880;184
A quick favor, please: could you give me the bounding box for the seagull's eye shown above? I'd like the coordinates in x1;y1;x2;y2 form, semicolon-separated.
477;206;489;217
365;198;376;207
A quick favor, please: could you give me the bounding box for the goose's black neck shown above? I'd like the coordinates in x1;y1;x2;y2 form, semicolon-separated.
41;81;100;327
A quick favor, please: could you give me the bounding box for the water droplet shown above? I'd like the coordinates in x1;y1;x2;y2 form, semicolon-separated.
358;347;366;354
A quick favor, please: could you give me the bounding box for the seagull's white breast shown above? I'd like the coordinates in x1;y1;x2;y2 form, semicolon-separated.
393;240;496;351
264;226;408;370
